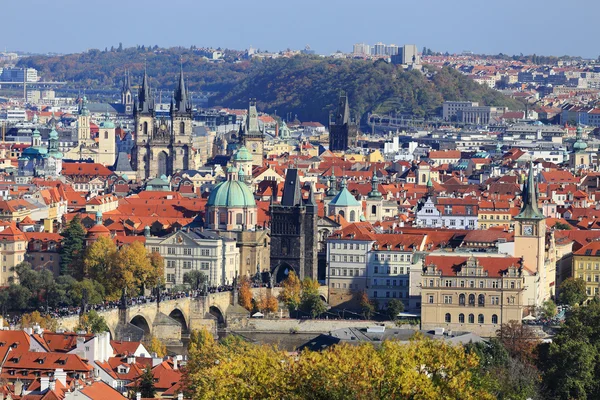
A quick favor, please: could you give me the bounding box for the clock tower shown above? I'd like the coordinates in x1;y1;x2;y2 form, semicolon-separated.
240;100;264;166
514;162;548;306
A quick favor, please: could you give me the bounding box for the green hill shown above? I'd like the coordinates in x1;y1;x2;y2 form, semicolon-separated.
18;47;522;123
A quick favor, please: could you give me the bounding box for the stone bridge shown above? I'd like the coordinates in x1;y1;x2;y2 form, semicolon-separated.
55;287;328;345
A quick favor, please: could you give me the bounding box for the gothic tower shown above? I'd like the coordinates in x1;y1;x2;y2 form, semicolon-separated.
329;93;358;151
121;70;133;115
269;169;318;282
240;100;264;166
77;96;93;146
133;70;155;181
514;162;547;305
170;66;193;173
98;114;117;166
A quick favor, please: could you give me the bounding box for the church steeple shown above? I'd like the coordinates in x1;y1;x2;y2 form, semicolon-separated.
368;169;382;198
327;167;339;197
515;162;544;220
172;65;191;113
136;69;154;115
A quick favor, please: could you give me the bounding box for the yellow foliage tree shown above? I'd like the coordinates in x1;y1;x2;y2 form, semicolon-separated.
278;270;301;312
109;241;157;298
146;335;167;357
21;311;58;331
83;236;117;284
265;295;279;313
238;277;253;311
183;329;496;400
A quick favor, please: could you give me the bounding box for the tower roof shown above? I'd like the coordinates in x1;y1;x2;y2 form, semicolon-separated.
515;163;545;220
136;69;154;114
172;65;191;113
281;169;302;207
334;93;350;125
122;70;131;92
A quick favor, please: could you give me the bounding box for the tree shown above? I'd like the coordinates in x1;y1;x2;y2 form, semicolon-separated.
21;311;57;331
386;299;404;320
496;320;539;365
238;277;253;311
59;215;86;275
7;284;32;311
278;270;302;312
538;299;557;319
138;366;156;398
359;291;375;320
83;235;117;282
183;270;207;291
553;221;572;230
299;278;326;318
109;241;156;298
559;278;587;306
76;310;109;333
69;279;106;307
147;251;165;289
146;335;167;357
265;295;279;313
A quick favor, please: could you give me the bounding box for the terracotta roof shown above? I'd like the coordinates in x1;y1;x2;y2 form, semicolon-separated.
61;163;112;177
425;255;529;277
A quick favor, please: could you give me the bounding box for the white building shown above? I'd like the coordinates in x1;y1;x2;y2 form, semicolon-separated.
146;228;240;287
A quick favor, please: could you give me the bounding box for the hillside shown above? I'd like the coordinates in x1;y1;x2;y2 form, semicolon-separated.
18;47;522;123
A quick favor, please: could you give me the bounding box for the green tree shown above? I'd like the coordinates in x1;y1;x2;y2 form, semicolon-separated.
559;278;587;306
553;221;572;230
183;270;207;291
299;278;326;318
386;299;404;320
76;310;109;333
538;299;557;319
59;215;86;276
138;366;156;398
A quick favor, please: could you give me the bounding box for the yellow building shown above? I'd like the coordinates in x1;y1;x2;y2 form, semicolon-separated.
478;200;514;230
420;254;532;336
367;150;384;163
571;241;600;299
0;223;27;285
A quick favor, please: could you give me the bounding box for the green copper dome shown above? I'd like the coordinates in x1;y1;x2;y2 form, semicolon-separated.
330;178;361;207
207;179;256;208
99;120;115;129
234;145;253;162
573;125;588;152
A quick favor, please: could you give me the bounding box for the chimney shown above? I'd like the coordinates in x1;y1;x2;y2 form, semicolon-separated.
172;356;178;370
136;392;141;400
49;379;56;391
127;355;136;364
40;377;50;392
54;369;67;386
178;393;183;400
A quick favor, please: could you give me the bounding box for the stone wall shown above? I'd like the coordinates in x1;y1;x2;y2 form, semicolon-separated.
228;318;402;333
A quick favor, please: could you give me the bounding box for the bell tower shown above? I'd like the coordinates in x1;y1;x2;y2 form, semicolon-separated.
121;70;133;115
514;162;547;305
170;65;193;172
240;100;264;166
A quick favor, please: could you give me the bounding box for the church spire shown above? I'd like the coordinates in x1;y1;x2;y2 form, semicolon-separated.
137;69;154;114
368;169;382;198
173;64;190;113
515;162;545;220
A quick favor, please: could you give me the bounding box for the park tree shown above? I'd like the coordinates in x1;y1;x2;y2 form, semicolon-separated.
278;270;301;312
183;270;207;291
69;278;106;307
76;310;109;333
59;215;86;275
238;277;253;311
386;299;405;320
359;291;375;320
559;278;587;306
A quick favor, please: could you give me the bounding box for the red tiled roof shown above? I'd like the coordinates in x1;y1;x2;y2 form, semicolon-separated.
425;255;529;277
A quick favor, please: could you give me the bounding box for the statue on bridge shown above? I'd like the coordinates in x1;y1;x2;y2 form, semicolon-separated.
119;288;128;309
79;288;89;317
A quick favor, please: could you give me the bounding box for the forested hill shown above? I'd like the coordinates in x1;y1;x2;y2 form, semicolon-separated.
18;47;522;123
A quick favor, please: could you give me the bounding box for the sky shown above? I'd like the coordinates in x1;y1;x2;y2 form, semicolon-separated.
2;0;599;58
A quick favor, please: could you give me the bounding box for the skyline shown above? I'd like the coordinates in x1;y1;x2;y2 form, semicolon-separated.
1;0;599;58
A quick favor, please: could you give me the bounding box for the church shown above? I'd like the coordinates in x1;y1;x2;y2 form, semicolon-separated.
329;93;358;151
131;68;198;181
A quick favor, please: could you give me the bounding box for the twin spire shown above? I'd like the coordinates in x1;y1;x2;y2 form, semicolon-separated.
134;62;191;115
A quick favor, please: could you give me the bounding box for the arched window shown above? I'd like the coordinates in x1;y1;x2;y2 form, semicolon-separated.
143;121;148;135
371;205;377;214
468;314;474;324
492;314;498;324
459;313;465;323
104;131;108;139
339;210;345;218
459;294;465;305
236;214;243;225
478;294;485;306
445;313;451;323
478;314;484;324
422;174;426;183
180;121;185;134
468;294;475;306
350;210;356;221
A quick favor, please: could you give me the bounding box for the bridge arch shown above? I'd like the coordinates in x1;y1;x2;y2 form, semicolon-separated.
130;315;151;337
209;306;226;327
168;308;189;333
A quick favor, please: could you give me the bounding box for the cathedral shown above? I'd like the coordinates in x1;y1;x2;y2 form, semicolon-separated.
329;93;358;151
131;68;198;181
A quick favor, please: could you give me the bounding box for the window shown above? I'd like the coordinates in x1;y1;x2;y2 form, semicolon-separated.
200;262;209;270
151;247;159;253
428;295;434;304
184;248;192;256
492;314;498;324
167;274;175;283
468;294;475;306
445;280;452;287
374;266;378;274
478;314;484;324
374;291;378;298
350;210;356;222
479;281;484;288
468;314;474;324
445;313;451;323
166;260;175;268
491;296;499;305
183;261;191;269
201;249;210;256
459;294;465;305
459;313;465;323
478;294;485;306
443;295;452;304
429;279;434;287
167;247;175;255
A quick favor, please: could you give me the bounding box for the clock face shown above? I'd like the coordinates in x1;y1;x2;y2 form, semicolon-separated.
251;143;258;150
523;225;533;236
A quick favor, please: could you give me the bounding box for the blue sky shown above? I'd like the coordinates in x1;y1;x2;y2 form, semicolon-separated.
2;0;598;57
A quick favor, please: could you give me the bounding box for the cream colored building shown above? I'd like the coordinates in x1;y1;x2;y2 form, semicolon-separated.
0;223;27;285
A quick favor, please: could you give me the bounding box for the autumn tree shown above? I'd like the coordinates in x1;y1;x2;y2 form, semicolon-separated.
147;251;165;289
21;311;58;331
146;335;167;357
278;270;301;312
59;215;86;276
109;241;159;298
558;278;587;306
265;295;279;313
299;277;326;318
83;236;117;282
238;277;253;311
359;291;375;320
75;310;109;333
496;320;540;365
